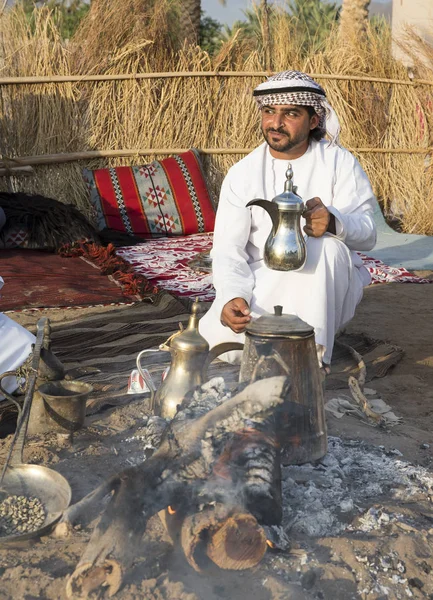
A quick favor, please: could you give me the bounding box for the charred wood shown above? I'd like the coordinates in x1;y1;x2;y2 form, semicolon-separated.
166;502;267;571
213;419;282;526
63;376;289;599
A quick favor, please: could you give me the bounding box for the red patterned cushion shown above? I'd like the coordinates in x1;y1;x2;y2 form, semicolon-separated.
83;149;215;237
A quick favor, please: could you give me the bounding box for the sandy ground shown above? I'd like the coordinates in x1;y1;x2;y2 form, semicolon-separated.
1;280;433;600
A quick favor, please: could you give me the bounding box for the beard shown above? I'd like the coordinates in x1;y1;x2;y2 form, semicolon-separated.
262;126;308;153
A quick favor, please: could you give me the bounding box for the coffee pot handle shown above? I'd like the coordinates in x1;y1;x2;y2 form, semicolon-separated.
204;342;244;373
136;350;158;412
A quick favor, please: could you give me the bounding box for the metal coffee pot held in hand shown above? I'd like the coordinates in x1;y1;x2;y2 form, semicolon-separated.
247;163;307;271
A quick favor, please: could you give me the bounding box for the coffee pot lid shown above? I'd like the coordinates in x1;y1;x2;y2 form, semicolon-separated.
245;305;313;338
273;163;304;211
170;300;209;352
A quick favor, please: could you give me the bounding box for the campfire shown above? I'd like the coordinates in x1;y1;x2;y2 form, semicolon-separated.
2;314;430;600
58;376;289;598
55;373;433;599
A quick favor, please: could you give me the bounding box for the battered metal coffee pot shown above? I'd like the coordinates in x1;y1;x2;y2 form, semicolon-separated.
247;163;307;271
137;300;242;419
239;306;327;465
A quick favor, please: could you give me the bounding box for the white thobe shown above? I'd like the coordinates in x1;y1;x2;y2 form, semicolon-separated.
0;276;35;399
199;140;377;365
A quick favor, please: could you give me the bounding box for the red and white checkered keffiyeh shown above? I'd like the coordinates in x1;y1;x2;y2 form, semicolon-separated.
253;70;341;145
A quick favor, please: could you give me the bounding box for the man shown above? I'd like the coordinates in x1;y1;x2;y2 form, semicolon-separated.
199;70;377;371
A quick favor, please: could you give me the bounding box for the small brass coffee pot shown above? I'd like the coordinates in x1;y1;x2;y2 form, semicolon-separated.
137;301;242;419
247;163;307;271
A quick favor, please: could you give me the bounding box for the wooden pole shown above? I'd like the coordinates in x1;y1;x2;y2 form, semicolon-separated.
0;166;34;176
0;147;431;169
0;149;255;167
0;72;431;87
261;0;272;73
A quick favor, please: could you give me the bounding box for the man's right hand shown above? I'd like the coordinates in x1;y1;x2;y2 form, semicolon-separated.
221;297;251;333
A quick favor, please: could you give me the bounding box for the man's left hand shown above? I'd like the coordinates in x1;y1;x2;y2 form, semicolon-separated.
303;197;335;237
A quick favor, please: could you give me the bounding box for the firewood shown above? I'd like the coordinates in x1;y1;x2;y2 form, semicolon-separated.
160;502;267;572
334;339;367;388
55;474;120;537
66;561;122;599
64;376;288;599
178;503;267;571
213;421;282;525
348;375;383;423
206;509;267;570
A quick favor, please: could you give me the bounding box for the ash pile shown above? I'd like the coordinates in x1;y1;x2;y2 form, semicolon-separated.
281;437;433;537
122;377;433;598
124;379;433;542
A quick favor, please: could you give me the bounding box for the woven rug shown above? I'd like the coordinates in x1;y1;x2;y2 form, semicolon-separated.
0;247;161;312
2;234;429;313
0;249;134;312
0;292;193;430
116;234;215;301
358;253;433;284
115;234;433;302
49;292;216;414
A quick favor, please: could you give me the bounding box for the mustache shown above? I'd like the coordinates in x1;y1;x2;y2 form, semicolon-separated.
266;127;289;135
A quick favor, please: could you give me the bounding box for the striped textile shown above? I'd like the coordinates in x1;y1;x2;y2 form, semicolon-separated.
46;296;401;415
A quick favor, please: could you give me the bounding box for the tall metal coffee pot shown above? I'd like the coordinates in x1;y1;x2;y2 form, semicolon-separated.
137;301;242;419
247;163;307;271
239;306;327;465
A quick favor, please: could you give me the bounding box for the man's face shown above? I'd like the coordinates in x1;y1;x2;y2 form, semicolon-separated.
261;104;319;156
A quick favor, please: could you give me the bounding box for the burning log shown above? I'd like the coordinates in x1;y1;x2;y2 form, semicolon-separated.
158;390;281;571
205;508;267;570
212;422;282;526
161;502;267;571
159;440;277;574
60;376;289;599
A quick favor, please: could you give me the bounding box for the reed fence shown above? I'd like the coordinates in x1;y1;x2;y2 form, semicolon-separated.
0;69;432;163
0;3;432;234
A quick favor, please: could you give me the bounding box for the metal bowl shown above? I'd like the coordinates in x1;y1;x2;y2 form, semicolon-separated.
0;463;71;545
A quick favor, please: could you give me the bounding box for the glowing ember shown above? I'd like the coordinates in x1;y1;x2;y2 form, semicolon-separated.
266;539;275;549
167;506;176;515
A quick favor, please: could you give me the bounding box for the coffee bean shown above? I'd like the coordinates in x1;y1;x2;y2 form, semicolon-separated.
0;495;45;538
